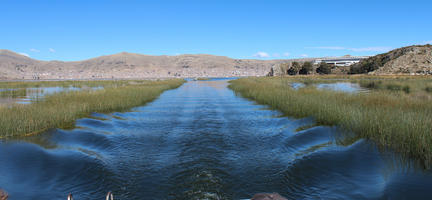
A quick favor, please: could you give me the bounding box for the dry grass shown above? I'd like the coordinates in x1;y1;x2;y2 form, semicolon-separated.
229;76;432;166
0;79;185;138
0;79;157;88
196;77;211;80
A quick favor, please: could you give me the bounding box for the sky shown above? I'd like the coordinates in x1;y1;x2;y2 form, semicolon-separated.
1;0;431;61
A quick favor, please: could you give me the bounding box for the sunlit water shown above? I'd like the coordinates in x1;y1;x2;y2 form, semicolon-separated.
316;82;368;93
0;86;103;105
291;82;368;93
1;79;432;199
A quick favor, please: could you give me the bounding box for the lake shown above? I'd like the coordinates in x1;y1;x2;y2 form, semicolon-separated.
1;79;431;199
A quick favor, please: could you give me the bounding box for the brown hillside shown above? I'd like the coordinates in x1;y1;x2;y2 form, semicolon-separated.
0;50;291;80
349;45;432;75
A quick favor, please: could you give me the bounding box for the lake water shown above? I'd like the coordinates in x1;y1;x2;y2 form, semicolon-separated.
1;79;431;199
291;82;368;93
0;86;103;105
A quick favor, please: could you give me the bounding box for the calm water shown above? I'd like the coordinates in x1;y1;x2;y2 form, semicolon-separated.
1;79;432;199
316;82;368;93
291;82;368;93
0;86;103;105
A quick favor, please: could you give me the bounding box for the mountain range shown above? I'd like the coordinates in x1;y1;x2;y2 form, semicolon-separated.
0;50;304;80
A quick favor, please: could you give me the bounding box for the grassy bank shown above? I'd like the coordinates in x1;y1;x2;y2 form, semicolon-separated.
0;79;157;89
229;77;432;166
0;79;185;138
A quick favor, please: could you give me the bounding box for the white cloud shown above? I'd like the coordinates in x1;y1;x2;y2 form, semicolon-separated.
423;40;432;45
30;48;40;53
18;52;30;57
253;51;270;58
300;54;308;57
272;53;280;57
308;46;392;52
49;48;56;53
282;52;290;57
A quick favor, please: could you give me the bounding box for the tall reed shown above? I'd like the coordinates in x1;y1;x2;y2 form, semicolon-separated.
0;79;185;138
229;77;432;166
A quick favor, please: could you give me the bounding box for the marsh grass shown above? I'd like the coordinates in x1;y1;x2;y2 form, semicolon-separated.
0;79;185;138
0;79;155;89
0;89;27;98
295;123;321;132
275;75;432;94
229;77;432;166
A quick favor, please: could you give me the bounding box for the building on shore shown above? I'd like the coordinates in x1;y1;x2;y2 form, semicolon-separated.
313;56;370;66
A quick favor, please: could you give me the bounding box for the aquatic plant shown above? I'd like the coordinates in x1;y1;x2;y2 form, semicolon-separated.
0;79;155;89
0;79;185;138
0;88;27;98
229;76;432;166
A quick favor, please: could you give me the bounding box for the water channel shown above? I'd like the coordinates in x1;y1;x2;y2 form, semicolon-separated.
1;78;431;199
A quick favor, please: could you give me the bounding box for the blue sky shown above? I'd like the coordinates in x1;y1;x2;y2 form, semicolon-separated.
1;0;431;61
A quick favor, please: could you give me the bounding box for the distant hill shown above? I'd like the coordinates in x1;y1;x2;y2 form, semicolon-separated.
0;50;294;80
349;45;432;75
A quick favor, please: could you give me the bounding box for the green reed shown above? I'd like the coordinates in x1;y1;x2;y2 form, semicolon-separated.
229;77;432;166
0;79;161;89
0;89;27;98
0;79;185;138
196;77;210;80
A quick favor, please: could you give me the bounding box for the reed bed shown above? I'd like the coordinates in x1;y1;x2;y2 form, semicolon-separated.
229;77;432;166
0;89;27;98
0;79;157;89
0;79;185;138
196;77;210;80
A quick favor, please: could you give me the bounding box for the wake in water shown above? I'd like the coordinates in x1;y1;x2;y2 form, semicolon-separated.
1;79;432;200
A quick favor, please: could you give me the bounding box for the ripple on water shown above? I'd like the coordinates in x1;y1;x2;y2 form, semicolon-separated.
1;79;432;200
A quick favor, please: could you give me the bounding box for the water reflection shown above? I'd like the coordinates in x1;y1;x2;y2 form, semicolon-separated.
316;82;368;93
0;79;431;200
290;82;368;93
0;86;103;105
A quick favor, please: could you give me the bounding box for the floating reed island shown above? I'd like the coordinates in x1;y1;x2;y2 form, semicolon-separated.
0;79;185;138
228;76;432;167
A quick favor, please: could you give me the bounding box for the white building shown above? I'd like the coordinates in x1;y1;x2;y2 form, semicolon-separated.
313;56;370;66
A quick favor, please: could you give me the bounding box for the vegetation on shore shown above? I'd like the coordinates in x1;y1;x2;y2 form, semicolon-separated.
0;88;27;98
0;79;158;89
0;79;185;138
229;76;432;166
272;45;432;76
349;44;432;74
280;61;315;75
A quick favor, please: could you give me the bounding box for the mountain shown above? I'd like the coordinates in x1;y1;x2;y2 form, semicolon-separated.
349;45;432;75
0;50;291;80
